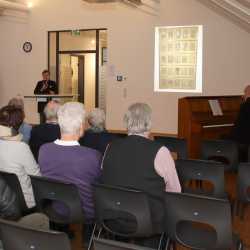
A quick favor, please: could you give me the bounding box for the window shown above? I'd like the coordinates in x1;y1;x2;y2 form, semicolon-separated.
154;25;203;93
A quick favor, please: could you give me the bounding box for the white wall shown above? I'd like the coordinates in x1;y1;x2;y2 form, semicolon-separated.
0;0;250;131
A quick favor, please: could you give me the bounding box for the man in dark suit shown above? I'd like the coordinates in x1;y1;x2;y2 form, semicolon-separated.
231;85;250;161
29;100;61;161
34;70;58;123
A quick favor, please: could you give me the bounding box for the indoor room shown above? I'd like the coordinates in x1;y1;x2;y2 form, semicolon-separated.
0;0;250;249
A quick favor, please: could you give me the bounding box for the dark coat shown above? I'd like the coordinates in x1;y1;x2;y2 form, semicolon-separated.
0;176;21;220
231;98;250;144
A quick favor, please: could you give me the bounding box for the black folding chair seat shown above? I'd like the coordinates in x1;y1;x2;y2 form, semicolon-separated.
175;159;227;199
94;237;155;250
201;140;238;172
30;175;84;224
164;192;243;250
0;219;71;250
89;184;165;250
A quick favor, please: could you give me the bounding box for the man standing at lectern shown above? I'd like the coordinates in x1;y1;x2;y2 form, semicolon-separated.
34;70;58;123
34;70;58;95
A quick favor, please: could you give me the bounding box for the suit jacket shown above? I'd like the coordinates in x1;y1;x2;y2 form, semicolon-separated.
29;123;61;161
34;80;58;113
34;80;58;95
231;98;250;144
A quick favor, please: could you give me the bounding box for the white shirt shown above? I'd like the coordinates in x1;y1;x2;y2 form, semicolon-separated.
54;139;80;146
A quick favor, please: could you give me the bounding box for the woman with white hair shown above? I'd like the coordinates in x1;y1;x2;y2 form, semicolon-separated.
101;103;181;243
38;102;102;240
79;108;118;154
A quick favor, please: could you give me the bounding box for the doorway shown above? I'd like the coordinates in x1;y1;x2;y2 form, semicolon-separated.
59;53;96;112
48;29;107;111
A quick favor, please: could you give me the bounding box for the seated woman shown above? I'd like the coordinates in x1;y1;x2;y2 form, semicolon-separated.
0;105;41;208
79;108;119;154
101;103;181;238
8;96;32;143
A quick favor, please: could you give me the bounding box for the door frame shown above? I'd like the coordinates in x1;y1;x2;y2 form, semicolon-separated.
48;28;107;107
77;55;85;104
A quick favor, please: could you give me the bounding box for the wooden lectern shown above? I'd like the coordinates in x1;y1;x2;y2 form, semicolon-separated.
178;95;242;159
24;94;76;123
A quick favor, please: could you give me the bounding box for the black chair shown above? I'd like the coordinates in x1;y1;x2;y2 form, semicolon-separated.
30;175;84;224
175;159;227;199
164;192;243;250
235;163;250;219
94;238;154;250
0;219;71;250
89;184;165;250
0;171;35;215
201;139;238;172
154;136;188;159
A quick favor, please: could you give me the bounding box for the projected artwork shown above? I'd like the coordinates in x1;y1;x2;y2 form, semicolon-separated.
154;26;203;92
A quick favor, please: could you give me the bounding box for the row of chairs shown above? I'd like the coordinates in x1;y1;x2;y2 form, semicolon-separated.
155;136;241;171
0;185;243;250
0;160;237;222
0;220;151;250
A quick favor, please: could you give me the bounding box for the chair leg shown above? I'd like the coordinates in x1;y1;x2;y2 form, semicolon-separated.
87;223;97;250
97;227;103;238
157;233;164;250
164;237;170;250
237;239;244;250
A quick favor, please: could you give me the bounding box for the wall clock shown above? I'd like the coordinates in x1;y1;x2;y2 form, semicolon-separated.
23;42;32;53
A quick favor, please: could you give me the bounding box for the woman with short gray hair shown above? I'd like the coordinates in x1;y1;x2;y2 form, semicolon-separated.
124;103;152;135
39;102;101;241
8;95;32;143
88;108;106;133
101;102;181;243
79;108;117;154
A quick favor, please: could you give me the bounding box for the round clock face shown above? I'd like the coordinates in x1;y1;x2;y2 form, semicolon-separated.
23;42;32;53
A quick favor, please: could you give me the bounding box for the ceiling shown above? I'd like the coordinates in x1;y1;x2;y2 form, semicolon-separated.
197;0;250;32
0;0;249;32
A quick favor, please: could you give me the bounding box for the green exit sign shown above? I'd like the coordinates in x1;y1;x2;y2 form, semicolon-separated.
71;30;81;36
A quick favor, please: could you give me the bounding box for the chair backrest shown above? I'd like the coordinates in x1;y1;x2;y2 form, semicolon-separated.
164;192;232;250
201;139;238;171
154;136;188;159
175;159;225;198
30;175;84;224
93;238;154;250
237;163;250;203
0;171;29;213
94;183;153;237
0;219;71;250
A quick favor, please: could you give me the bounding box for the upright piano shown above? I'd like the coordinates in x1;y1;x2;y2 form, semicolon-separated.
178;95;242;158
